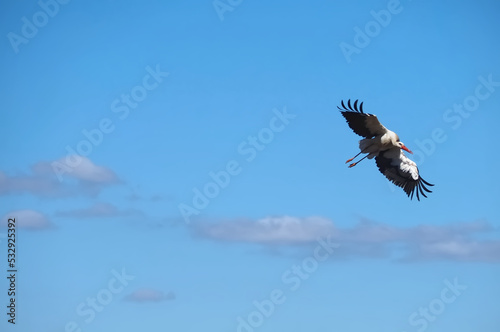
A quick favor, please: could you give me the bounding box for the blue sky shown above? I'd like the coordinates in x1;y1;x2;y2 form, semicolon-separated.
1;0;500;331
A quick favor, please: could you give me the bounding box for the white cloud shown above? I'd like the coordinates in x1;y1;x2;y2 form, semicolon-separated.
1;210;52;230
124;289;176;303
410;239;500;262
0;169;63;197
195;215;336;244
33;156;119;184
193;216;500;263
0;156;120;197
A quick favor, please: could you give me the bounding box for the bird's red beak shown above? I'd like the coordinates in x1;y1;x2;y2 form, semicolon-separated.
401;145;413;154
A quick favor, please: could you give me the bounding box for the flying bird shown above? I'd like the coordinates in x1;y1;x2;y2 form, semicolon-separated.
338;99;434;200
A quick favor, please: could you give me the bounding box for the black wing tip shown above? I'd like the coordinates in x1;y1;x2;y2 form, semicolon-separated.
338;99;364;114
407;177;434;201
420;177;435;187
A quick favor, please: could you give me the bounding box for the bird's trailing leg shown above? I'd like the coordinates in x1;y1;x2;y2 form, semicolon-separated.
348;154;368;168
345;151;363;164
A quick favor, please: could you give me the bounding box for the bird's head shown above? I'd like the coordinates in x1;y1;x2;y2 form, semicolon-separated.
397;141;413;154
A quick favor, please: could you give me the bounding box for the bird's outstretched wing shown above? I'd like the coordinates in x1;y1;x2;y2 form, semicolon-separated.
338;99;387;138
375;147;434;201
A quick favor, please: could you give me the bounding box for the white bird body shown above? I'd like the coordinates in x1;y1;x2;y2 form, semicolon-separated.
338;99;433;200
359;130;399;159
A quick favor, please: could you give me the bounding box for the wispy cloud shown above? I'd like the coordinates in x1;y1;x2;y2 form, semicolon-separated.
124;289;176;303
193;216;500;263
407;238;500;262
55;202;143;219
124;185;171;202
194;216;335;244
33;156;120;184
0;156;120;197
1;210;53;230
125;192;167;202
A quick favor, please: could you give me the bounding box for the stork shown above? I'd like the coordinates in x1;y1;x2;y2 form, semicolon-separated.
338;99;434;200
